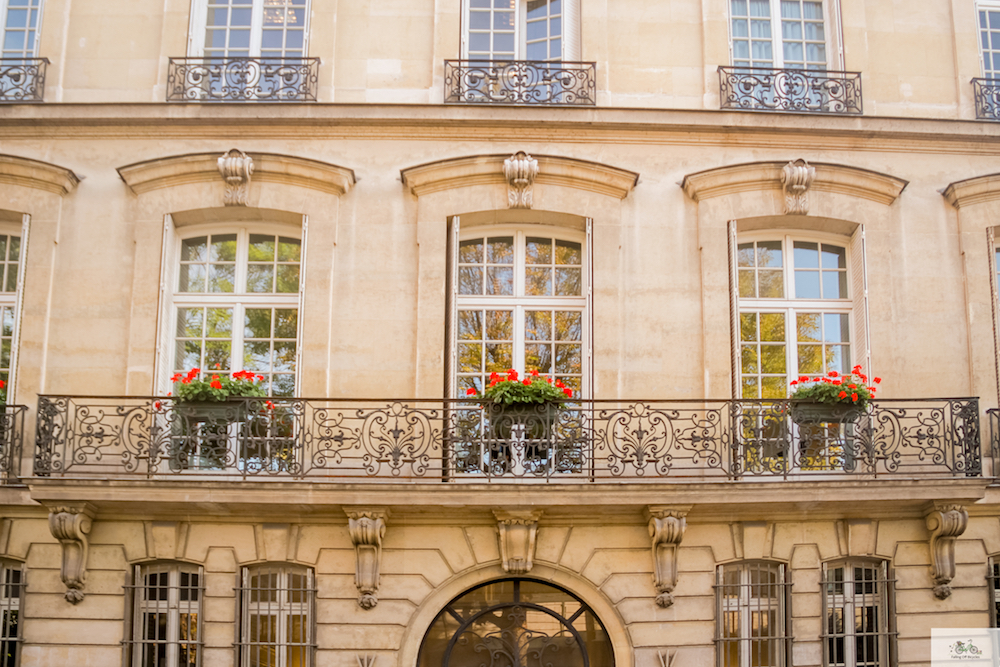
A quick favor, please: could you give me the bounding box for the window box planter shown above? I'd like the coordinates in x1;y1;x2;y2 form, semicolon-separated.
790;402;864;425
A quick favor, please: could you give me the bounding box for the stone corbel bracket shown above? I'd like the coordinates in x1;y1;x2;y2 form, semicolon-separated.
495;509;543;574
503;151;539;209
47;504;96;604
346;508;388;609
647;505;690;608
781;158;815;215
218;148;254;206
925;503;968;599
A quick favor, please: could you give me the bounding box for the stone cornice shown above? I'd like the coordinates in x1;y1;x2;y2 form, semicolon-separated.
681;160;908;206
401;154;638;199
117;151;356;196
942;172;1000;208
0;154;79;196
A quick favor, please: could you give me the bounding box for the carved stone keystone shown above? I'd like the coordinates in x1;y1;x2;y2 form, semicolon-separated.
925;503;968;599
218;148;254;206
495;509;542;574
346;508;388;609
781;159;815;215
503;151;539;209
47;504;95;604
647;506;689;608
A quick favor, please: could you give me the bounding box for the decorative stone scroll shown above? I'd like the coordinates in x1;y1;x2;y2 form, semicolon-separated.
781;159;815;215
925;503;968;600
346;508;388;609
218;148;254;206
47;504;95;604
647;506;689;608
495;509;542;574
503;151;539;209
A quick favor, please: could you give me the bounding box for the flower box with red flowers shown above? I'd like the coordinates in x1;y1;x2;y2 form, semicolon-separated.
466;369;574;441
788;365;881;425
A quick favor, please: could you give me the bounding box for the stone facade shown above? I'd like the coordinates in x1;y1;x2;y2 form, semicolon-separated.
0;0;999;666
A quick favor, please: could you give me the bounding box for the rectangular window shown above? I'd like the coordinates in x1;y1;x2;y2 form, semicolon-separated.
980;1;1000;78
0;561;22;667
191;0;309;58
822;560;893;667
990;557;1000;627
730;0;827;69
463;0;579;61
1;0;42;60
127;563;203;667
716;561;790;667
238;565;314;667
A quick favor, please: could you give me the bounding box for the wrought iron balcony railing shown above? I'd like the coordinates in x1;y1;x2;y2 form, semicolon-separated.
444;59;596;106
718;66;863;115
0;58;48;103
166;57;320;102
973;78;1000;120
33;396;980;482
0;406;25;482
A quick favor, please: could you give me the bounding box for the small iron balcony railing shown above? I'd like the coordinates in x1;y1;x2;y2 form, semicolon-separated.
973;78;1000;120
444;59;596;106
33;396;980;481
0;58;48;103
166;57;320;102
718;65;863;115
0;406;25;483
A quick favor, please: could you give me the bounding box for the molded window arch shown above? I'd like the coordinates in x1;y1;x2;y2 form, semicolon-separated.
417;577;613;667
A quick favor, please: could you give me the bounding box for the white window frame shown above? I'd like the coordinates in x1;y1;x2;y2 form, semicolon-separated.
0;559;23;667
460;0;581;61
0;0;42;60
156;221;304;397
979;0;1000;78
238;564;315;667
187;0;311;59
716;560;790;667
821;559;894;667
127;562;204;667
735;231;855;399
727;0;841;70
452;224;591;398
0;217;27;406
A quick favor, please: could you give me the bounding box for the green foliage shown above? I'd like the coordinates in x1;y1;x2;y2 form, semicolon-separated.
473;369;573;405
171;369;267;402
788;365;880;409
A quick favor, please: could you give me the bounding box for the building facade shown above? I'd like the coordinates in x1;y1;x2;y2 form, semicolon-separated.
0;0;999;666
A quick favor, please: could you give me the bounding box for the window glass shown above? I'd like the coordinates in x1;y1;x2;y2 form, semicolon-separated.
717;562;788;667
732;0;826;69
1;0;41;60
131;563;202;667
240;564;313;667
201;0;309;58
466;0;565;61
823;560;892;667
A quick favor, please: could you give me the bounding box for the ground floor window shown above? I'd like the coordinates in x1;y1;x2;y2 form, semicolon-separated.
127;562;203;667
822;560;893;667
238;564;315;667
716;561;790;667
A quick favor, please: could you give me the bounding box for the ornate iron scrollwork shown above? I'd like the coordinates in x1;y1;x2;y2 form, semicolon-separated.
0;58;48;102
166;57;320;102
445;59;596;106
718;66;863;115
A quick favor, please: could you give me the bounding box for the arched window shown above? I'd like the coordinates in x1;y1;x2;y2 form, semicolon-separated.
821;559;894;667
418;578;613;667
170;227;301;396
454;227;588;396
126;561;203;667
716;560;791;667
735;232;856;398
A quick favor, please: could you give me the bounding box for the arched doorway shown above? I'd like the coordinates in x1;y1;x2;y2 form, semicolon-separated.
417;578;614;667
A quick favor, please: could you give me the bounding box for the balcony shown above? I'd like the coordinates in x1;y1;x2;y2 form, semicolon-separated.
973;78;1000;120
0;406;25;482
166;57;320;102
0;58;48;103
32;396;980;482
444;59;596;106
718;66;863;115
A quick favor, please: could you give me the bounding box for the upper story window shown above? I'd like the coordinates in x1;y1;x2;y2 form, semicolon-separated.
171;228;300;396
238;564;314;667
822;560;894;667
462;0;580;61
0;233;20;393
737;234;853;398
189;0;309;58
127;562;203;667
730;0;827;69
1;0;41;60
716;561;790;667
455;230;587;396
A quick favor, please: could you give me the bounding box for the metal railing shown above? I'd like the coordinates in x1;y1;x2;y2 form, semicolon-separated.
718;66;863;115
973;78;1000;120
33;396;980;481
166;57;320;102
0;58;48;102
444;59;596;106
0;406;25;482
